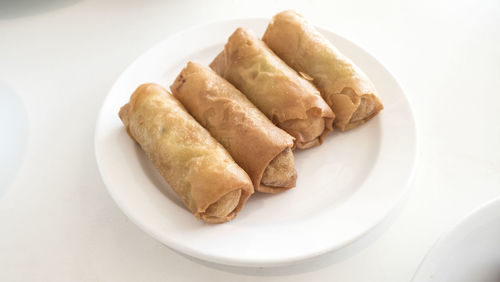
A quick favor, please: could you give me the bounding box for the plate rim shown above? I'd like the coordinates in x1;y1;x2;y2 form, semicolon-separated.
411;196;500;281
95;17;419;267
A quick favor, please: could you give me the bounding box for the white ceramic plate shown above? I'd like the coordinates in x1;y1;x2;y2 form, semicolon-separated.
413;197;500;282
95;18;417;267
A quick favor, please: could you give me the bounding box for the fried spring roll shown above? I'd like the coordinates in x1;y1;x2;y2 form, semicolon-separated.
171;62;297;194
119;83;253;223
262;10;384;131
210;28;334;149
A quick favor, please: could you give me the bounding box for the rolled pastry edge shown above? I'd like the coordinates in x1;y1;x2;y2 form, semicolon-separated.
209;29;335;150
199;188;252;223
119;83;253;224
259;147;297;194
326;89;383;131
172;62;297;194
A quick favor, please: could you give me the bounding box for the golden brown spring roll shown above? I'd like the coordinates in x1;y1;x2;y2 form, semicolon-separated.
210;28;334;150
119;83;254;223
171;62;297;194
262;10;384;131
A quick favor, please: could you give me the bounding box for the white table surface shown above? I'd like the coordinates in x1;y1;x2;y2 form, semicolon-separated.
1;0;499;281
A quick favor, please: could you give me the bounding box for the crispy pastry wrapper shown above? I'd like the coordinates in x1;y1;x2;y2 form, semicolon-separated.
171;62;296;193
119;83;254;223
210;27;334;149
262;10;384;131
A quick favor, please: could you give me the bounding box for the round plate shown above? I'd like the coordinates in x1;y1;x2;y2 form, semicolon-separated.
95;18;417;267
413;197;500;282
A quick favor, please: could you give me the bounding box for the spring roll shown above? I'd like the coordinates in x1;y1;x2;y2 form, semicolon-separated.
119;83;254;223
171;62;297;194
210;28;334;150
262;10;384;131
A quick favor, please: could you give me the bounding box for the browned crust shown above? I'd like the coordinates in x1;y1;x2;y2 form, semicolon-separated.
171;62;296;193
262;10;383;131
210;27;334;149
119;83;254;223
